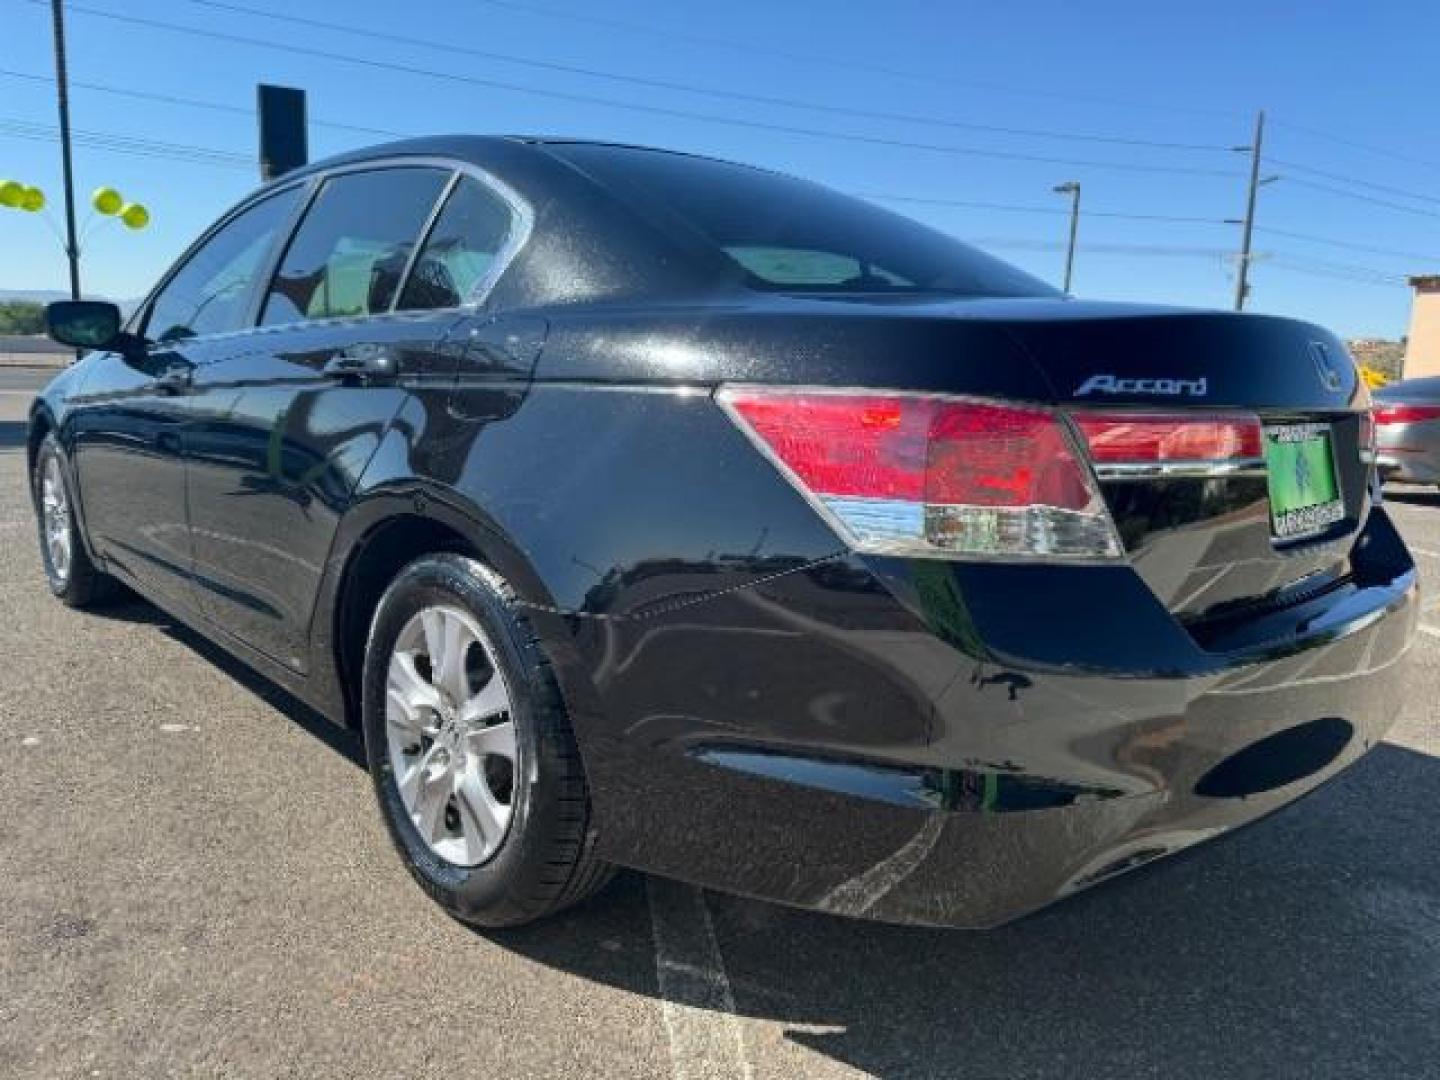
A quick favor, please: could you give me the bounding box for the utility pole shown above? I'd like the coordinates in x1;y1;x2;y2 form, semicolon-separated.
1053;181;1081;293
49;0;81;300
1233;109;1266;312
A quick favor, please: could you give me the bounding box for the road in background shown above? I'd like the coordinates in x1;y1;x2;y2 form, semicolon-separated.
0;336;69;372
0;368;56;396
0;368;49;436
0;380;1436;1078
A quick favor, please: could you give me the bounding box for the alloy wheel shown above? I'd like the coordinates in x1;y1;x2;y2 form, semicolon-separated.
40;457;72;585
384;604;518;867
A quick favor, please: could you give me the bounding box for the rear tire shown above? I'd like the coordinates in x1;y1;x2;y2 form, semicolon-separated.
32;433;120;608
361;552;613;928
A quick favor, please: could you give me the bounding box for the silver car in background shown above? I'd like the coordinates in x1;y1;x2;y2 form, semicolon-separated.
1376;376;1440;486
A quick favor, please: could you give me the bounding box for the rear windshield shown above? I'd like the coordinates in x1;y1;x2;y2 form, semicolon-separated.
552;144;1057;299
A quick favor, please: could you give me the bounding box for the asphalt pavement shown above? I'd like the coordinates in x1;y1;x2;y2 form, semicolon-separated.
0;336;70;373
1;365;1437;1078
0;370;61;396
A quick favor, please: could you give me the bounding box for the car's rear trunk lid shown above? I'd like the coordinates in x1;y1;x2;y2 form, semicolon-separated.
991;300;1374;628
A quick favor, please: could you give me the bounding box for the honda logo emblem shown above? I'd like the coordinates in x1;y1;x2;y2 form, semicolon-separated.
1309;342;1344;392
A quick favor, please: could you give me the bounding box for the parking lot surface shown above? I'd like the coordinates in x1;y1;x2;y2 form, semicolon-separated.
1;372;1437;1079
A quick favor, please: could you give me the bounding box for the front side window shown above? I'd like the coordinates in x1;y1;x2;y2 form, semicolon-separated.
397;177;518;310
260;167;450;326
145;186;301;342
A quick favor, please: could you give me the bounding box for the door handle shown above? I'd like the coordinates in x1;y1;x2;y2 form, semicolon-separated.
323;343;398;385
153;366;192;394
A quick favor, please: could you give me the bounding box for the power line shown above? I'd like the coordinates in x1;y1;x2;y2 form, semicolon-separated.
975;235;1410;286
0;106;1231;232
12;66;1235;195
1271;116;1440;174
31;0;1243;180
1273;254;1407;283
0;79;1231;235
176;0;1231;154
974;237;1232;257
1266;254;1409;287
0;67;405;138
1257;225;1437;265
0;116;252;169
466;0;1243;122
857;191;1229;225
1281;175;1440;222
1269;156;1440;209
2;127;1415;293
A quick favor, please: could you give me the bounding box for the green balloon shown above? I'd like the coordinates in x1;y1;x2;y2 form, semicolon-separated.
20;187;44;212
92;186;123;215
0;180;23;208
120;202;150;230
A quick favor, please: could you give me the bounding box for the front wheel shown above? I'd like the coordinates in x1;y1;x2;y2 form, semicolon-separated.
32;433;119;608
361;553;613;927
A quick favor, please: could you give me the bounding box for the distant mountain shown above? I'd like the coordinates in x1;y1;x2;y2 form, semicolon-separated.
0;289;70;304
0;289;141;316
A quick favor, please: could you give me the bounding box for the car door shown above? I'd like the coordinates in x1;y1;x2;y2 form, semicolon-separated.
184;163;523;672
68;184;305;610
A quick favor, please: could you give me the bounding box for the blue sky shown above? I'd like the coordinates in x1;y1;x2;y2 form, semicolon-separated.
2;0;1438;338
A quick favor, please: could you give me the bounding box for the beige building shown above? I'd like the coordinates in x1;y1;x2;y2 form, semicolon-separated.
1403;275;1440;378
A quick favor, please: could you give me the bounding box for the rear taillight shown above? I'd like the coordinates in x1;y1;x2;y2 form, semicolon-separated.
1374;403;1440;425
717;387;1122;560
1359;410;1377;465
1073;413;1262;469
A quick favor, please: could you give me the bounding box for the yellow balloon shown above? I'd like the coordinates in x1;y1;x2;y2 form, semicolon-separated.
120;202;150;230
0;180;23;208
20;187;44;212
92;186;123;215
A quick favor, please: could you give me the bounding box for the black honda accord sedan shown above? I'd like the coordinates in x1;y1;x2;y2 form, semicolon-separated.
30;136;1417;928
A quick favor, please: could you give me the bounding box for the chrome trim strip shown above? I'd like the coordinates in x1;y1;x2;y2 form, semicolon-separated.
254;156;537;334
1093;458;1267;481
388;168;461;314
133;154;537;345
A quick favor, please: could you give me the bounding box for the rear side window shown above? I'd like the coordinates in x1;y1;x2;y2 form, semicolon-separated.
553;144;1056;298
398;177;518;310
260;167;450;326
145;186;301;341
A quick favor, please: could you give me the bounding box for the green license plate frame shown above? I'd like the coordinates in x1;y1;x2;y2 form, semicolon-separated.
1264;422;1344;540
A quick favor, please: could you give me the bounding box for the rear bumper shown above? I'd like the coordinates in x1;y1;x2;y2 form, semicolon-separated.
1377;421;1440;483
1378;451;1440;484
563;508;1418;927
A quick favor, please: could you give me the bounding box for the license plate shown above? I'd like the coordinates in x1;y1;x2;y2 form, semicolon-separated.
1264;423;1344;539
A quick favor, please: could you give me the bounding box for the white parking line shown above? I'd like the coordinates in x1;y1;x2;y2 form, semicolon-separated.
1408;545;1440;560
646;876;753;1080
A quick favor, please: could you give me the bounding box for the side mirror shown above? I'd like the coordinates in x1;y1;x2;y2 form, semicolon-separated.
45;300;124;350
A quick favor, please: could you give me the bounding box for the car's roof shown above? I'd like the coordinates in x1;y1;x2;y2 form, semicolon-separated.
252;135;749;312
273;134;533;183
276;134;752;185
237;135;1052;314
